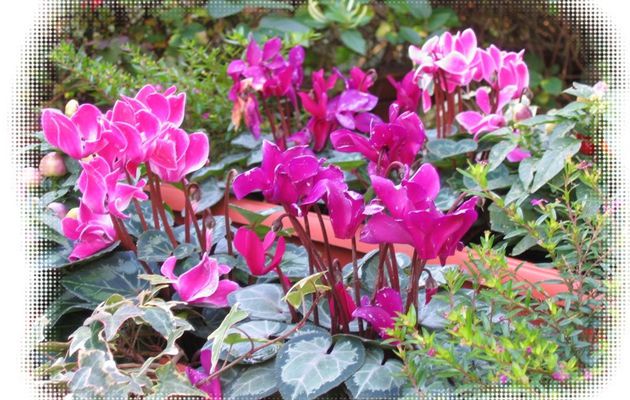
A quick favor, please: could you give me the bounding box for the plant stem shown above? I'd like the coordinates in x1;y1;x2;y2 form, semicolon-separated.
351;236;364;335
405;251;426;313
196;294;322;386
224;170;237;256
313;205;333;269
303;214;319;325
388;243;400;292
276;265;299;323
145;164;177;248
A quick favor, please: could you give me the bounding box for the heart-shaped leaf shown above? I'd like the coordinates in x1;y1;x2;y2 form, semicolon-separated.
276;332;365;400
344;346;406;398
137;230;174;263
427;138;477;159
218;320;290;364
221;360;278;400
61;251;149;306
124;201;173;237
228;284;291;322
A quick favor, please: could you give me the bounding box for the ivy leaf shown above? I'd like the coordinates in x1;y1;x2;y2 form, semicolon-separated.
427;138;477;159
137;230;174;263
207;303;249;372
487;140;517;171
221;360;278;399
228;284;291;322
340;29;366;55
84;302;143;341
344;346;406;398
61;252;149;306
275;332;365;400
284;272;328;308
147;362;206;399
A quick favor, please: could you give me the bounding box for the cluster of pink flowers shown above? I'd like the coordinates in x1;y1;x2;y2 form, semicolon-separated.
41;85;209;260
228;37;305;138
330;103;427;176
298;67;380;151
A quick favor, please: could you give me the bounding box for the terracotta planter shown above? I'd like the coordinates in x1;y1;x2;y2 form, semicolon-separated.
157;183;186;212
212;198;569;301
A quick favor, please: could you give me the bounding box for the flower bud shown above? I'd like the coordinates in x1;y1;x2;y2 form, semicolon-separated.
39;152;67;177
512;103;532;121
47;202;68;219
22;167;42;188
66;207;79;220
64;99;79;117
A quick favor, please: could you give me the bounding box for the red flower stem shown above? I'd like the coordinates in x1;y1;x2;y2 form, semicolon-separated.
434;77;442;138
351;236;364;335
457;86;463;114
283;99;293;134
224;170;237;256
275;265;299;323
405;252;427;313
147;174;161;231
387;243;400;292
278;100;291;140
262;99;280;149
181;180;204;249
125;172;148;232
303;214;319;326
145;164;178;248
313;205;333;269
371;245;387;302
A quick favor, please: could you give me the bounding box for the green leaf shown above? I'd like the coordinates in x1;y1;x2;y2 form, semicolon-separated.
137;230;174;263
344;346;406;398
399;26;422;44
284;272;328;308
488;140;517;171
276;332;365;400
427;138;477;159
406;0;432;19
44;291;93;327
504;180;528;206
540;77;563;95
84;302;143;341
463;164;512;191
518;157;536;190
195;178;224;212
124;201;173;237
340;29;366;55
222;360;278;399
173;243;196;259
61;252;150;306
207;303;249;372
218;320;290;364
327;151;366;170
434;186;459;211
229;204;280;226
207;0;244;19
530;138;581;193
43;241;120;270
147;362;206;399
511;235;538;256
228;284;291;322
259;16;311;33
67;349;141;398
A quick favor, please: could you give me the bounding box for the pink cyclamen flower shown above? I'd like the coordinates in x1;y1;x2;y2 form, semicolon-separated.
161;253;239;307
475;45;529;99
233;227;286;276
61;202;117;261
551;370;570;382
77;155;148;219
329;283;357;327
361;163;478;264
232;140;344;215
186;349;222;399
41;104;106;159
147;126;209;183
387;70;422;113
352;287;403;338
298;69;339;151
303;178;364;239
331;103;426;176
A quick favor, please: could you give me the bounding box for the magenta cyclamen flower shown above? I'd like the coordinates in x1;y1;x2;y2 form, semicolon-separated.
161;253;239;307
186;349;222;399
331;103;426;175
387;70;422;113
234;227;286;276
303;178;364;239
232;140;344;215
61;202;117;261
298;69;339;151
329;283;357;327
361;163;479;264
146;126;209;183
41;104;106;160
352;288;403;338
228;36;305;137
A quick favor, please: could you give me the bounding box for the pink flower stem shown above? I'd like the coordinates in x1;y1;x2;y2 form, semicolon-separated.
303;214;319;325
145;164;178;248
181;180;204;249
224;170;237;256
313;205;334;269
388;243;400;292
262;99;281;150
351;235;364;335
125;172;148;232
277;101;289;150
371;245;387;302
405;251;427;313
146;173;161;231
